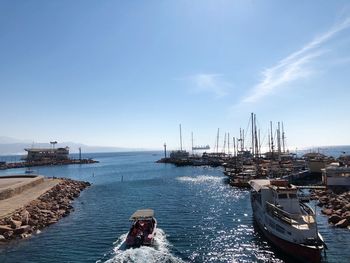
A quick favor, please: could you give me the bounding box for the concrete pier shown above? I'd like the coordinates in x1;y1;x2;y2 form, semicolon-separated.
0;175;60;218
0;175;90;242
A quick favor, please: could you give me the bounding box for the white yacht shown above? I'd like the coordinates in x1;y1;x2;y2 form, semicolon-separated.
249;179;325;263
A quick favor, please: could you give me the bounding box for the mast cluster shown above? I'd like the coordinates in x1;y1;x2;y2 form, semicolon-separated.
172;115;288;159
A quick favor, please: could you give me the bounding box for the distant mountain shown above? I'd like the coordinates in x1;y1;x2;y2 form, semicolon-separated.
0;136;31;144
0;137;143;155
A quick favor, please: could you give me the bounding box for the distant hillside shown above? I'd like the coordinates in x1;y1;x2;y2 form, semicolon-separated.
0;136;31;144
0;137;142;155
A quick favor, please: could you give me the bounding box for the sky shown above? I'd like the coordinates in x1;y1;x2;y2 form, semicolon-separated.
0;0;350;151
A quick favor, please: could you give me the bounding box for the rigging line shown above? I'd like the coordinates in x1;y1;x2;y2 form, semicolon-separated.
244;114;252;148
273;127;278;146
260;129;268;148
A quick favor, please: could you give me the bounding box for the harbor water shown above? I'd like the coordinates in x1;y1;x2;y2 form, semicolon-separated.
0;152;349;263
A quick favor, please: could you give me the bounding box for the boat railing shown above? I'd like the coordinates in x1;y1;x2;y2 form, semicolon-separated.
299;202;315;217
265;202;300;225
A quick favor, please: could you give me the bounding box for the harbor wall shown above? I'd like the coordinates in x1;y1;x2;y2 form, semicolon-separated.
0;178;90;242
0;176;44;200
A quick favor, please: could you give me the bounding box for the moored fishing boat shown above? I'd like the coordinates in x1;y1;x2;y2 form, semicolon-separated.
230;168;256;187
249;179;325;263
126;209;157;248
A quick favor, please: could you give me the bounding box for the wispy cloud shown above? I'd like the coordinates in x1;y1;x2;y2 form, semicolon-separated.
188;73;231;98
242;17;350;104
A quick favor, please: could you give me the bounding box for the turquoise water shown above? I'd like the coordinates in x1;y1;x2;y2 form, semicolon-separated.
0;152;349;263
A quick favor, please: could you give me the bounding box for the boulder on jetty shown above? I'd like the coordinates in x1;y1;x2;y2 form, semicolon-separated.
0;178;90;242
312;188;350;229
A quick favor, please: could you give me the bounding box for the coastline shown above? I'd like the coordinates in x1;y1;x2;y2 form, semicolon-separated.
311;189;350;228
0;178;91;242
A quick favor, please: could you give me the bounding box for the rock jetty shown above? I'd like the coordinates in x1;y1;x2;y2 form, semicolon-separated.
311;189;350;229
3;158;98;170
0;178;90;242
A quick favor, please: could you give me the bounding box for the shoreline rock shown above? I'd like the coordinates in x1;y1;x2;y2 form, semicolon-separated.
0;178;91;242
311;188;350;229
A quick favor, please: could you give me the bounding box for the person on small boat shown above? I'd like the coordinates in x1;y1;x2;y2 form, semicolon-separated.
126;209;157;247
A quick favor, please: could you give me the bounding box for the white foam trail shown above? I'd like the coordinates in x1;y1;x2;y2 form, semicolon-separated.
102;229;185;263
177;175;222;184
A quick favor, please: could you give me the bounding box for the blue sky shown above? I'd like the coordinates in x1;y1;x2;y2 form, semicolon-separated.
1;0;350;150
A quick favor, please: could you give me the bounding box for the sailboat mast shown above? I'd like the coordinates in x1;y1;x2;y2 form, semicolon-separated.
254;114;259;158
242;129;245;151
251;112;255;157
233;137;236;157
228;132;230;155
258;129;261;158
179;124;183;151
277;122;281;159
191;131;193;155
270;121;274;156
239;128;242;152
216;128;220;154
282;122;285;153
223;133;227;154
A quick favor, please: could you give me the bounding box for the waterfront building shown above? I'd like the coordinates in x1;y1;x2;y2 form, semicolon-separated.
170;150;189;160
24;147;69;162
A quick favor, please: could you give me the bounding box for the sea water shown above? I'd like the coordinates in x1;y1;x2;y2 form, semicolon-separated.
0;151;349;263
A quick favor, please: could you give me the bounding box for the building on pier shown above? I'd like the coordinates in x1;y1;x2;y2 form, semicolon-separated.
24;147;69;162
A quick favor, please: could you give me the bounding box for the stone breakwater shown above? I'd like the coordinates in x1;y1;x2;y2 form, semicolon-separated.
311;189;350;228
2;158;98;170
0;179;91;242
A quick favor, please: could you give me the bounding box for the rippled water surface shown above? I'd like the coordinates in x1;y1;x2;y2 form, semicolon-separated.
0;152;349;263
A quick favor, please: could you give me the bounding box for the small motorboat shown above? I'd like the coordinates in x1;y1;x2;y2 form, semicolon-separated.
126;209;157;247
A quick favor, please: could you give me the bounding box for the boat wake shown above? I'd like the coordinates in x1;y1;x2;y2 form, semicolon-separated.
177;175;222;184
101;229;185;263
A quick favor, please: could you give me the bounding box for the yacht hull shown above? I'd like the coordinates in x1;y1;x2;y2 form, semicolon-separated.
254;219;322;263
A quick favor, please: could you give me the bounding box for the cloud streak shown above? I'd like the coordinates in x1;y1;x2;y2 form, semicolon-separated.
189;73;231;98
242;17;350;103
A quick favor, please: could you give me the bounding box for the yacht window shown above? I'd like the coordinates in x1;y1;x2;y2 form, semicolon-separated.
289;194;297;199
278;193;288;199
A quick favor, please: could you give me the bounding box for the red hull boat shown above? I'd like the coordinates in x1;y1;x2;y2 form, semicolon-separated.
249;179;325;263
126;209;157;247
